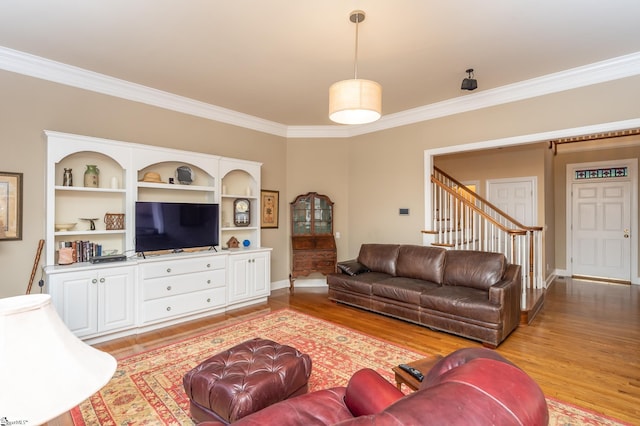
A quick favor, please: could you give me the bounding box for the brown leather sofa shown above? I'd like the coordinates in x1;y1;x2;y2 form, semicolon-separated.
199;347;549;425
327;244;521;347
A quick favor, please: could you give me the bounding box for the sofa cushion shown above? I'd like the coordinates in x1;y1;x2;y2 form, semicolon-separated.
423;347;516;385
420;286;501;324
337;260;371;276
357;244;400;276
327;272;392;296
395;245;446;284
443;250;506;290
372;278;440;305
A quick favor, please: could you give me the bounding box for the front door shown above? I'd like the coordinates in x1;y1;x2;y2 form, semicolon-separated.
571;180;631;281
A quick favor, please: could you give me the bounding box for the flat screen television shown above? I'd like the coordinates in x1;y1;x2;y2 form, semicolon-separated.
135;201;219;253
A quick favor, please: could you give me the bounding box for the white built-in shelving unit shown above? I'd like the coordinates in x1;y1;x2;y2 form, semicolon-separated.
44;131;271;343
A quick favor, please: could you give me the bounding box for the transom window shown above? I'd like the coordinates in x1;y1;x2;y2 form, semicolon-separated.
574;167;628;180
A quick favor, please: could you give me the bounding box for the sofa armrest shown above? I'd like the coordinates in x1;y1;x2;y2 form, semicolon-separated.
344;368;404;417
489;264;521;335
488;264;521;305
337;260;371;276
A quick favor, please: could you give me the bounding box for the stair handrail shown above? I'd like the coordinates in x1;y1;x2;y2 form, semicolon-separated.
433;166;543;233
431;177;528;236
429;166;545;290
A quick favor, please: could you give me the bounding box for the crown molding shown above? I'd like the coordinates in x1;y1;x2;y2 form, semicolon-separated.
426;118;640;157
0;46;289;137
1;46;639;139
288;51;640;138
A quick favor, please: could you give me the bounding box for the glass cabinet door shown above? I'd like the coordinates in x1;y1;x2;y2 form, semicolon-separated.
292;196;311;235
291;192;333;236
313;197;332;235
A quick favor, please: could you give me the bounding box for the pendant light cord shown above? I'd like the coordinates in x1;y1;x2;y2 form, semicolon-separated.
353;14;360;79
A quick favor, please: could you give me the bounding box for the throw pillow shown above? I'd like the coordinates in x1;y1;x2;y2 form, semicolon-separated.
337;260;371;276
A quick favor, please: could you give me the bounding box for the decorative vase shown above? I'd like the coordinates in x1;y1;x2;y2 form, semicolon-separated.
62;168;73;186
84;165;100;188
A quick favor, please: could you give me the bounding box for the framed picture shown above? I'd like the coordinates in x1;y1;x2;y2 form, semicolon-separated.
260;189;279;229
0;172;23;241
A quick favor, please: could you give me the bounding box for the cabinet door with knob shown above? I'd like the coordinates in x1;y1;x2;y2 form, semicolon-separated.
47;265;135;339
228;250;271;305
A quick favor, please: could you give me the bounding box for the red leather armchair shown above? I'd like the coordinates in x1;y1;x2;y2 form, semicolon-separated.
199;347;549;425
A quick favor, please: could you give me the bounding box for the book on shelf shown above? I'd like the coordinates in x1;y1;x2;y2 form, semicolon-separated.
58;240;102;263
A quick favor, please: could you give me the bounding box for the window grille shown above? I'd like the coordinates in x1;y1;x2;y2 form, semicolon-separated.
575;167;627;180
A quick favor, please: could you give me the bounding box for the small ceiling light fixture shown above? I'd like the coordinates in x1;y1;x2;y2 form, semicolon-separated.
329;10;382;125
461;68;478;91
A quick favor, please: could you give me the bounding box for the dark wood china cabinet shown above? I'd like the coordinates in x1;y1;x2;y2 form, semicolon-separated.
289;192;336;290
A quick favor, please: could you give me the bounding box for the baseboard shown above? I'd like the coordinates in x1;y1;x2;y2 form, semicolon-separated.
271;279;290;291
545;272;557;288
292;278;328;288
552;269;640;285
271;277;329;291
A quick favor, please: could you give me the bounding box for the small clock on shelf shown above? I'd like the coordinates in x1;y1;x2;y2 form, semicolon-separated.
233;198;251;227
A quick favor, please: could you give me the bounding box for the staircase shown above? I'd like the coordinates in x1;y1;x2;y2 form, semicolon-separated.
423;167;545;324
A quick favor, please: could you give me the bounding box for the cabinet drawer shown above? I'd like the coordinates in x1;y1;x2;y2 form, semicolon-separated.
141;256;225;279
293;253;335;266
141;287;226;324
293;249;335;257
312;260;336;268
142;269;225;301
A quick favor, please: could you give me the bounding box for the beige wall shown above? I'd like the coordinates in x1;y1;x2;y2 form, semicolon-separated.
1;68;639;298
0;70;287;298
285;138;350;262
286;75;640;267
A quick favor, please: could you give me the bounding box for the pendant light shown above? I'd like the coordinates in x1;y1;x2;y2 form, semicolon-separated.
329;10;382;125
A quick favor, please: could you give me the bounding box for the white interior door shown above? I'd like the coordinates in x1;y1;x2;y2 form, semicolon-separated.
571;181;631;281
487;177;536;226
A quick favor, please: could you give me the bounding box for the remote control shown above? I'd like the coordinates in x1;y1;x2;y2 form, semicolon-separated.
398;363;424;382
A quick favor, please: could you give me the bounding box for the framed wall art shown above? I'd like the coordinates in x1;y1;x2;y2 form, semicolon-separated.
260;189;279;229
0;172;23;240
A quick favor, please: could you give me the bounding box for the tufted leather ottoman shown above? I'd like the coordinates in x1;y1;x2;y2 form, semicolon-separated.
183;337;312;424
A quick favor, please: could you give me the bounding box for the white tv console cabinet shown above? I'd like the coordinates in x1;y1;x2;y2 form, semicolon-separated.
44;131;271;343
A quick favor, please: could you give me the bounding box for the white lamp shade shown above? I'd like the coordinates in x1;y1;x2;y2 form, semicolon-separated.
329;79;382;124
0;294;117;425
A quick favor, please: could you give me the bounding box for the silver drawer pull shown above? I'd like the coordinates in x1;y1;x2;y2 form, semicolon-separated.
207;279;211;284
100;278;105;283
166;268;171;273
92;278;98;284
206;263;211;268
207;298;211;303
166;306;171;311
166;285;172;291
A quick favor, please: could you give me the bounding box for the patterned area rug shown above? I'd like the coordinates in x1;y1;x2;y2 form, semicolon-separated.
71;309;628;425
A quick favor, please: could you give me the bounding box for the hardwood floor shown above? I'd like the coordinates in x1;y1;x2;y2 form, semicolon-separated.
49;277;640;425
